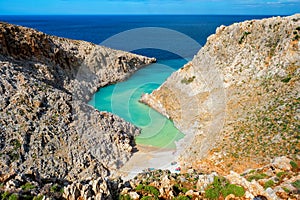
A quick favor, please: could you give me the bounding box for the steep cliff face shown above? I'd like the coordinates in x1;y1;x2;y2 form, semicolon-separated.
141;15;300;171
0;22;155;181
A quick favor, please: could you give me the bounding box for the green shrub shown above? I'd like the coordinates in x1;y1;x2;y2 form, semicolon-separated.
205;188;220;199
239;31;251;44
144;186;159;197
281;77;291;83
181;76;196;84
291;180;300;189
119;194;132;200
136;184;159;198
8;194;18;200
205;176;245;199
140;196;157;200
1;191;10;200
276;172;287;179
282;187;290;193
21;182;35;190
10;140;21;150
221;184;245;197
294;34;300;41
173;195;190;200
290;160;298;170
181;187;188;194
50;184;62;193
247;173;268;182
33;196;44;200
135;184;144;191
264;180;275;189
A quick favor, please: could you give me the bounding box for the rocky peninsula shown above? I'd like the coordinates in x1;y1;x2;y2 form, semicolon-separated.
0;14;300;200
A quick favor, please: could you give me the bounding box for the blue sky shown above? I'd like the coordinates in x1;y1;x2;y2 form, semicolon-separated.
0;0;299;15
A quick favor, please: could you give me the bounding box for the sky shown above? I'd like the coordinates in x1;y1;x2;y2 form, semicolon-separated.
0;0;299;15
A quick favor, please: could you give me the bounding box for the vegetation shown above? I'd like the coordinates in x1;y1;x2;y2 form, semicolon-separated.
247;173;268;182
119;194;132;200
181;76;196;84
282;187;290;193
291;180;300;189
50;184;58;192
1;191;10;200
33;196;44;200
135;184;160;198
173;195;190;200
264;180;275;189
215;72;300;171
173;184;189;195
276;171;286;178
8;194;18;200
205;176;245;199
221;184;245;197
21;182;36;190
290;160;298;171
140;196;157;200
281;76;291;83
239;31;251;44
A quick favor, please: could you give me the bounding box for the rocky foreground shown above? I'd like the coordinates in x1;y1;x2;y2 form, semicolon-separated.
0;15;300;199
0;156;299;199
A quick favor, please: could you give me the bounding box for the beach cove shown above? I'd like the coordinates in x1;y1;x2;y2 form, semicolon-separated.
88;58;189;177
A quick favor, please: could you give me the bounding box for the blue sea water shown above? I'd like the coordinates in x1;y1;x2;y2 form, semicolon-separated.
0;15;272;59
0;15;272;148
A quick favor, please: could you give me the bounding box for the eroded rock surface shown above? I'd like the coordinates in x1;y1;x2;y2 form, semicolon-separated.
141;15;300;172
0;22;155;181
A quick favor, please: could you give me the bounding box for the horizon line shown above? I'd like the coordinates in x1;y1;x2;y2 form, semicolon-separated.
0;13;292;16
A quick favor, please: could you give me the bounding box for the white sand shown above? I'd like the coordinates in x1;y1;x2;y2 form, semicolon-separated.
116;145;181;180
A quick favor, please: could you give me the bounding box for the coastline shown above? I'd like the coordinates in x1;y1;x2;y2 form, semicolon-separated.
116;144;181;180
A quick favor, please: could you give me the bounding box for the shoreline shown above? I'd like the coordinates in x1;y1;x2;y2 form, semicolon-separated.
115;144;181;180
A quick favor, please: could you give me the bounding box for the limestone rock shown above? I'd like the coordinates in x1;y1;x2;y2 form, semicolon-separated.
271;156;291;171
140;14;300;172
129;191;139;200
0;22;155;182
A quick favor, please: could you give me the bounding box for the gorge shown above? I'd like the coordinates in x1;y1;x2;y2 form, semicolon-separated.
0;14;299;200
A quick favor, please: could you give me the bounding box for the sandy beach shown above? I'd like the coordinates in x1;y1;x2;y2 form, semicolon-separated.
116;144;181;180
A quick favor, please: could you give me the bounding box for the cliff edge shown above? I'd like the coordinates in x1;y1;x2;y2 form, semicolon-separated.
0;22;155;182
141;14;300;173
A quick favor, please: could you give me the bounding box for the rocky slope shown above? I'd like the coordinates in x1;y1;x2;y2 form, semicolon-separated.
0;22;155;182
141;14;300;173
118;156;299;200
1;156;299;199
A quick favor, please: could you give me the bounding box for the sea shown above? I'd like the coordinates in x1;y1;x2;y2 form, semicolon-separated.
0;15;273;149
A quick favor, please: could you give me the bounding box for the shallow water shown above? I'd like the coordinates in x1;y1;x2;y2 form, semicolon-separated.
89;58;189;149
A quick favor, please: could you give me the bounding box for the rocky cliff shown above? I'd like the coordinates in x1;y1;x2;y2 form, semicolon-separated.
0;22;155;182
141;15;300;172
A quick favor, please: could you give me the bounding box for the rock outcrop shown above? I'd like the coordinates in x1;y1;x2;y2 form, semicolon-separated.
140;15;300;171
0;156;299;199
0;22;155;181
118;156;299;200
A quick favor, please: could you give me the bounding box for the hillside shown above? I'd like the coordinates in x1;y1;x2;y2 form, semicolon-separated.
0;22;155;182
0;14;300;199
141;14;300;173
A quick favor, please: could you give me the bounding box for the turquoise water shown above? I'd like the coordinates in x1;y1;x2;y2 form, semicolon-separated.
89;59;188;149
